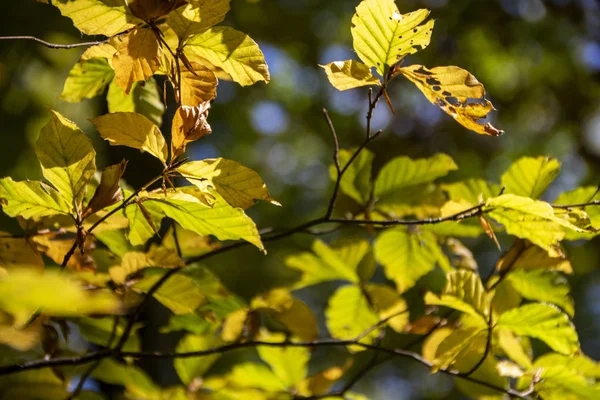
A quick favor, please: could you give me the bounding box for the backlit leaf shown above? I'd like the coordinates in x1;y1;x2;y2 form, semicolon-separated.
441;178;501;205
83;160;127;218
178;61;218;106
521;364;600;400
36;110;96;209
496;240;572;274
325;285;379;350
178;158;278;209
374;153;457;206
0;178;70;219
502;156;560;199
399;64;503;136
365;283;409;332
113;28;161;94
92;112;168;164
125;201;164;246
134;268;205;314
533;353;600;378
0;271;120;322
52;0;140;37
424;270;490;325
507;269;573;316
433;324;487;371
375;227;450;293
167;0;231;41
147;190;264;250
77;316;140;352
174;334;221;384
285;239;365;288
351;1;434;75
320;60;380;91
257;332;310;389
497;303;579;355
60;58;114;102
107;77;165;127
553;186;600;240
0;234;44;272
170;103;212;159
329;148;374;204
185;26;269;86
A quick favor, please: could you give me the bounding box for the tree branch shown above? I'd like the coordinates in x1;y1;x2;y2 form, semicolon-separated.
0;36;105;49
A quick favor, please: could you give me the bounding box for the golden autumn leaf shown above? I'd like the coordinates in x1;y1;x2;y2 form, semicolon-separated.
398;65;503;136
178;61;218;106
171;103;212;159
113;28;162;94
167;0;230;41
83;160;128;218
32;235;96;271
319;60;380;91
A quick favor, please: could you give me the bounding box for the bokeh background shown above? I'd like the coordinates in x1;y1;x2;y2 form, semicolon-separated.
1;0;600;398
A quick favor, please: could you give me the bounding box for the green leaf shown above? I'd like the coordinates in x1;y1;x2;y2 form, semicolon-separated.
433;325;487;372
174;334;221;384
374;153;457;206
454;355;508;397
533;353;600;378
228;362;286;392
320;60;381;91
35;110;96;209
0;271;119;321
107;77;165;127
521;364;600;400
92;359;161;399
351;1;434;75
501;156;561;199
442;178;501;205
424;270;490;325
76;316;140;352
92;112;168;165
553;186;600;240
60;58;114;103
134;268;205;315
375;227;450;293
0;235;44;272
257;333;310;389
52;0;140;36
147;191;264;250
485;194;585;256
178;158;279;209
167;0;231;41
185;26;269;86
329;148;374;204
497;303;579;355
285;239;367;288
325;285;380;349
0;369;69;399
0;178;70;219
399;64;503;136
365;283;409;333
507;269;573;316
125;201;164;246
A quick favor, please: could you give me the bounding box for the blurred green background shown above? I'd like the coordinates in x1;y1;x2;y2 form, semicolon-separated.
1;0;600;398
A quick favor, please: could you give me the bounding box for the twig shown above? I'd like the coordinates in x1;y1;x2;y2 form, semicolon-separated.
323;109;341;219
0;36;105;50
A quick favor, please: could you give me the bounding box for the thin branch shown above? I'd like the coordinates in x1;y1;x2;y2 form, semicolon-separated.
323;108;341;219
551;200;600;209
0;36;105;49
458;305;494;377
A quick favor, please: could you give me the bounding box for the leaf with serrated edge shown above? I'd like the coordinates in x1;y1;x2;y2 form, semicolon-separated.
0;179;70;219
113;28;161;94
502;156;560;199
497;303;579;355
399;64;502;136
36;111;96;210
374;153;457;206
351;1;434;75
146;191;263;250
52;0;141;37
92;112;168;165
424;270;490;325
60;58;114;103
179;62;218;106
185;26;269;86
167;0;231;41
375;227;450;293
320;60;380;91
178;158;278;209
507;269;573;317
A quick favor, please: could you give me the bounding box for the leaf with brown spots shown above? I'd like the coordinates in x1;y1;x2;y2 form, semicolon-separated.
398;65;503;136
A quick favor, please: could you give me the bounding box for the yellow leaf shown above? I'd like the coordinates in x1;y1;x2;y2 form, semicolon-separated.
0;178;71;219
107;77;165;127
178;158;278;209
0;234;44;272
52;0;141;37
113;28;162;94
92;112;168;164
185;26;269;86
35;110;96;210
167;0;231;41
32;235;96;271
171;103;212;160
60;58;114;103
399;65;503;136
320;60;380;91
0;270;120;322
178;61;218;106
81;41;118;64
109;246;182;284
351;1;434;75
83;160;127;218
